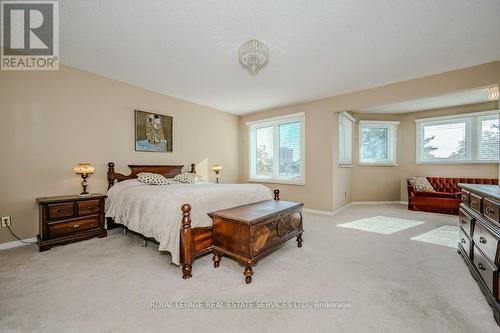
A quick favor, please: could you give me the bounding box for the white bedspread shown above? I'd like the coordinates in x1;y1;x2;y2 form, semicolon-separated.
105;180;272;265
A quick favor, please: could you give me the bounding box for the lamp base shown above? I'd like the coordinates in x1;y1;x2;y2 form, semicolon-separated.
79;192;91;197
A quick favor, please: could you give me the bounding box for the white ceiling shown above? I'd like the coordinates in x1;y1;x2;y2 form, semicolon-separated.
59;0;500;115
355;87;497;114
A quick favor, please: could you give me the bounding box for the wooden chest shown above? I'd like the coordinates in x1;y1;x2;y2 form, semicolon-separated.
37;194;107;251
209;199;303;284
457;184;500;325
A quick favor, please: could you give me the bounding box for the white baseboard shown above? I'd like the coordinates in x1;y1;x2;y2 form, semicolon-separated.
351;201;406;205
303;208;335;216
0;238;37;251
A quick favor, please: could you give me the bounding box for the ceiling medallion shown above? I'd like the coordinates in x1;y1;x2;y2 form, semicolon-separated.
488;86;499;101
239;39;269;76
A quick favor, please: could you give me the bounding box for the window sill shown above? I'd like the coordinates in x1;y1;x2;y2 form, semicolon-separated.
338;164;354;168
359;163;398;167
248;178;305;186
416;160;499;164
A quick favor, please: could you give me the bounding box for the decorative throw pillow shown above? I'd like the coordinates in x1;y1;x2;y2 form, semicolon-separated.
408;176;435;192
174;172;201;184
137;172;169;185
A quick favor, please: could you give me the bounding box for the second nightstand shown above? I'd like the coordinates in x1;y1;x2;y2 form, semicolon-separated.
37;194;107;251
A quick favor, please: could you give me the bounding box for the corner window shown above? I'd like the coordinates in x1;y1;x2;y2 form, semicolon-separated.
248;113;305;185
359;121;399;165
416;110;499;163
339;112;354;166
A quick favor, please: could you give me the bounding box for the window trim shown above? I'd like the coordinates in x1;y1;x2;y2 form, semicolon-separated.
358;120;399;166
338;112;355;166
248;113;306;185
415;110;499;164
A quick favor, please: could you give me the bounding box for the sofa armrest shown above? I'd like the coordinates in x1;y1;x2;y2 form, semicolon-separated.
413;191;456;199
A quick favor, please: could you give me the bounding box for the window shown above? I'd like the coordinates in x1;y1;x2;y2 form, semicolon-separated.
416;110;499;163
248;113;305;184
359;121;399;165
339;112;354;166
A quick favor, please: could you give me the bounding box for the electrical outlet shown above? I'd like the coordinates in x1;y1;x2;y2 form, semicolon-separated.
1;216;11;227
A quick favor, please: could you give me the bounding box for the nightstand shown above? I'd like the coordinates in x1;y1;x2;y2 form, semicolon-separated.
36;194;107;251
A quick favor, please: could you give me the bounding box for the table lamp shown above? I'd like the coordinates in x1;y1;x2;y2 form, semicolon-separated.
74;163;95;196
212;164;222;184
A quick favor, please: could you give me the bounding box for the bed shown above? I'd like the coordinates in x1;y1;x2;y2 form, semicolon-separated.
105;162;274;279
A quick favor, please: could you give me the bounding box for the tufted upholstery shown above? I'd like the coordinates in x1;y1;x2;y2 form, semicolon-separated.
426;177;498;193
407;177;498;215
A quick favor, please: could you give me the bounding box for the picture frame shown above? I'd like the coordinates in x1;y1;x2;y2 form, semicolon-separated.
134;110;173;152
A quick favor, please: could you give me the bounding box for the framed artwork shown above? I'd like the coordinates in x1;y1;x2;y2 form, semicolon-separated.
134;110;173;152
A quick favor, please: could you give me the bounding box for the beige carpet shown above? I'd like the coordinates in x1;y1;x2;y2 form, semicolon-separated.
0;204;498;333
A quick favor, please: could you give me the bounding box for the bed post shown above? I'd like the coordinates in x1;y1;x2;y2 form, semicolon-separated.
107;162;116;189
180;204;193;279
190;163;196;173
274;189;280;200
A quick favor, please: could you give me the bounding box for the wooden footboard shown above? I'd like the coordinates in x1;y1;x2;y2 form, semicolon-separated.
180;204;214;279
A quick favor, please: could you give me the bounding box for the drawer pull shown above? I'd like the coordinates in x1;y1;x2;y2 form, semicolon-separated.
479;236;487;244
87;206;94;210
460;218;466;224
461;239;466;244
56;209;64;214
72;223;81;228
485;207;494;214
478;263;486;271
471;201;478;207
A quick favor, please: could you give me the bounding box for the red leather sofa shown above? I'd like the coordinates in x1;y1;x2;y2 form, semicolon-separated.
407;177;498;215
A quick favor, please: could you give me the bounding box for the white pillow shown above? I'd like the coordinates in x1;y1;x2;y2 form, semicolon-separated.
137;172;169;185
174;172;201;184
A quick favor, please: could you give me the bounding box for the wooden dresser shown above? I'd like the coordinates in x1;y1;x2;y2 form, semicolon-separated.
209;199;303;284
458;184;500;325
37;194;107;251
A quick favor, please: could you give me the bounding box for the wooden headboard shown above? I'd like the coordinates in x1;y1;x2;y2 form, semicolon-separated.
107;162;196;189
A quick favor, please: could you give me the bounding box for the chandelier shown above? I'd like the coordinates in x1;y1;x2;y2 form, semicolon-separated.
488;86;499;101
239;39;269;76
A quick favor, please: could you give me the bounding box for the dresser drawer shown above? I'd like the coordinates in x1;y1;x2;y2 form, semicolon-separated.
48;202;75;220
48;216;100;238
473;245;497;294
460;190;470;205
77;199;100;216
469;193;482;214
473;220;499;265
483;198;500;225
459;227;471;258
458;209;473;237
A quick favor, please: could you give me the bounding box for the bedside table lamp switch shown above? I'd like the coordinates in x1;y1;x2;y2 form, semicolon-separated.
74;163;95;196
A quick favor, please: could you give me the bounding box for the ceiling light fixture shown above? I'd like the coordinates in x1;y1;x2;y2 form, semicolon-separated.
239;39;269;76
488;86;499;101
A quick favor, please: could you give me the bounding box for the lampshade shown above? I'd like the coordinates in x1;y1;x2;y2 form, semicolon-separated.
74;163;95;175
212;164;222;172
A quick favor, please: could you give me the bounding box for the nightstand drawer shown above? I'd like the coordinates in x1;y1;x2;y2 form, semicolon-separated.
48;202;75;220
77;199;100;216
49;216;100;238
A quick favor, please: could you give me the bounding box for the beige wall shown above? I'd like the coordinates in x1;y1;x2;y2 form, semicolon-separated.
352;102;499;202
0;65;239;244
240;61;500;212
